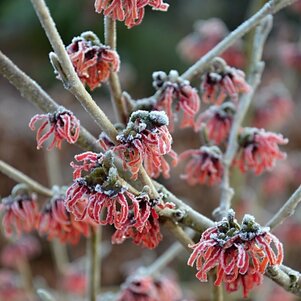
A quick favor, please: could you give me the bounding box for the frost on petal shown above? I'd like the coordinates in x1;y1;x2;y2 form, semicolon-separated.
114;110;178;180
29;107;80;150
195;102;235;144
152;70;200;131
200;59;250;105
94;0;169;29
0;186;40;237
235;128;288;175
66;31;120;90
187;211;283;298
179;146;223;186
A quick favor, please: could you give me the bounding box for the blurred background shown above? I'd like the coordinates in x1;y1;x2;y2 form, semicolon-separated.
1;0;301;300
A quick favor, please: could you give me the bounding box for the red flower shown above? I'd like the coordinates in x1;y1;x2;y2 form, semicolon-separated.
225;268;263;298
279;42;301;72
252;85;293;130
114;111;178;180
1;236;41;268
94;0;169;29
188;211;283;297
66;31;119;90
66;151;143;229
0;270;28;301
39;192;90;244
66;151;172;248
117;275;182;301
262;162;294;197
112;204;163;249
0;186;40;237
66;180;139;229
152;70;200;131
111;190;167;249
29;107;80;150
177;19;245;67
112;190;176;249
62;266;87;296
195;102;235;144
201;60;250;105
70;151;104;180
179;146;223;186
236;128;288;175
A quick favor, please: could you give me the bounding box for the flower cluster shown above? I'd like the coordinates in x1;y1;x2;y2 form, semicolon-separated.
0;185;40;237
65;151;134;228
94;0;169;29
236;128;288;175
65;151;170;248
177;18;245;67
39;188;90;244
29;107;80;150
188;211;283;297
117;274;183;301
201;58;250;105
66;31;119;90
152;70;201;131
114;110;178;180
195;102;236;144
111;191;167;249
179;146;223;186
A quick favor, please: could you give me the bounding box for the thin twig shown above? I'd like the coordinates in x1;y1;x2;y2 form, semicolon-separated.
163;219;194;252
138;229;195;277
215;16;273;220
0;51;101;153
210;273;223;301
266;185;301;230
181;0;297;81
0;160;53;197
154;181;214;231
104;17;128;124
87;226;100;301
265;265;301;296
17;259;34;296
45;151;69;276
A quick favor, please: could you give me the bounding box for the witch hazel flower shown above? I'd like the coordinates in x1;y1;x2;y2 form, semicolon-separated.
29;106;80;150
179;145;223;186
279;42;301;72
152;70;201;131
1;236;41;268
117;274;183;301
62;266;87;296
0;184;40;237
235;127;288;175
252;83;294;130
95;0;169;29
66;151;145;230
39;187;90;244
188;210;283;298
111;190;168;249
66;31;119;90
201;58;250;105
114;110;178;180
177;18;245;67
195;102;236;144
